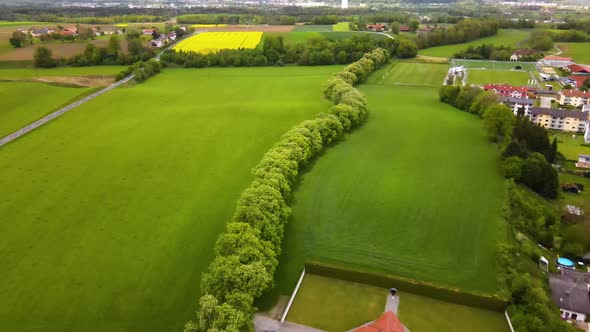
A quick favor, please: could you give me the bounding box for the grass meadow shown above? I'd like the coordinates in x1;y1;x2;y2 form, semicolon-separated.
0;82;92;138
293;24;334;32
272;63;505;298
0;66;338;332
467;69;532;85
366;61;450;87
558;42;590;64
418;29;531;58
287;274;509;332
451;59;538;71
0;65;125;79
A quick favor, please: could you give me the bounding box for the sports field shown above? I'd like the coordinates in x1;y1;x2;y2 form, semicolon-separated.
287;274;509;332
172;31;263;53
451;59;538;71
418;29;531;58
558;42;590;64
467;69;532;85
274;63;505;295
0;82;92;138
0;66;338;332
366;61;449;87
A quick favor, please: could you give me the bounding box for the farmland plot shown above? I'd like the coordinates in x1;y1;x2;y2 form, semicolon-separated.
172;31;263;53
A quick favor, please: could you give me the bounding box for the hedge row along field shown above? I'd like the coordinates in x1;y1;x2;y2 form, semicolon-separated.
184;48;390;332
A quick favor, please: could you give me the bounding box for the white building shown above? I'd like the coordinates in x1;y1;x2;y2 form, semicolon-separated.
500;96;535;116
585;121;590;143
341;0;348;9
559;89;590;107
550;269;590;322
539;55;574;68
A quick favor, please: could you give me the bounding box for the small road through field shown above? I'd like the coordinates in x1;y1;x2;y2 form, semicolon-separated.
0;32;196;148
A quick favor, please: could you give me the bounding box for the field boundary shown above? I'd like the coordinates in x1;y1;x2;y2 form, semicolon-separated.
304;261;507;312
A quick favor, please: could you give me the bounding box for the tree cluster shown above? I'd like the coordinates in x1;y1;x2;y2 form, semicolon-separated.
550;29;589;42
439;86;558;199
415;19;499;50
8;31;32;48
161;35;399;68
116;59;162;83
453;44;542;61
184;48;390;332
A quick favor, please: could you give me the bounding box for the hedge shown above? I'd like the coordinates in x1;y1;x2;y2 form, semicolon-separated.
184;48;390;332
305;261;507;312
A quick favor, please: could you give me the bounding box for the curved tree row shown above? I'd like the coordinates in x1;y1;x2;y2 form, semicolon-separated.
184;48;390;332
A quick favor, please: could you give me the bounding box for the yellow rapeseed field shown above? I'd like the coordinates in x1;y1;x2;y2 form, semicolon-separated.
172;32;263;54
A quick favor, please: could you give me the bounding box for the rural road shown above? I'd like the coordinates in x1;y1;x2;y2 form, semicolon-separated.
0;74;135;147
0;32;196;148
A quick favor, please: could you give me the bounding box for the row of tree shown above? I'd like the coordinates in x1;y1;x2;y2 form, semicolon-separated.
439;86;559;199
160;34;410;69
414;19;499;49
184;48;390;332
453;44;543;61
115;59;162;83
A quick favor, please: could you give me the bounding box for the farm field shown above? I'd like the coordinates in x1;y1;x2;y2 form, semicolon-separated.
273;65;505;296
293;24;334;32
558;42;590;64
0;82;92;138
0;65;124;79
467;69;532;85
0;66;338;332
172;31;263;53
287;274;509;332
0;37;130;61
262;31;389;47
418;29;531;58
366;61;449;87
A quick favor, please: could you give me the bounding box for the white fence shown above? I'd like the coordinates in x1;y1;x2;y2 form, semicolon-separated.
280;268;306;324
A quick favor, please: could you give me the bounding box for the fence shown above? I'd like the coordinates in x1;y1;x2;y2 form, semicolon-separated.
280;268;306;324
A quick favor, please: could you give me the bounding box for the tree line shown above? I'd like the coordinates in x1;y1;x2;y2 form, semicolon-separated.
115;59;162;83
183;48;390;332
160;34;410;68
439;86;559;199
414;19;499;50
453;44;543;61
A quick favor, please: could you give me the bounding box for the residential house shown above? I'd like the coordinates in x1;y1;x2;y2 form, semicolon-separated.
559;89;590;107
583;104;590;113
167;31;177;41
539;55;574;68
59;28;77;37
529;107;588;132
30;28;55;37
417;26;434;35
549;268;590;322
569;75;589;88
500;96;535;116
483;84;532;99
150;35;168;48
585;121;590;143
101;27;120;35
568;64;590;75
510;49;539;61
366;24;385;32
399;25;410;32
577;154;590;169
143;29;157;35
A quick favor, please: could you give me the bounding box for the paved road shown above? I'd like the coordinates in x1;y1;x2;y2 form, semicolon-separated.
0;74;135;147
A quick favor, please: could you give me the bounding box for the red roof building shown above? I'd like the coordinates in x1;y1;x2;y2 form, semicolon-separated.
483;84;532;98
561;89;590;98
399;25;410;32
544;55;573;61
568;64;590;75
568;75;589;87
354;311;406;332
366;24;385;32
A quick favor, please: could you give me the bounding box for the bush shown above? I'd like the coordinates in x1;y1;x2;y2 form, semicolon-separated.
186;48;390;332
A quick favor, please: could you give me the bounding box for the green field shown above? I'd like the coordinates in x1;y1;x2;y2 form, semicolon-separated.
294;24;334;32
0;66;125;79
418;29;531;58
262;31;389;46
551;131;590;161
0;66;338;332
0;82;92;138
366;61;449;87
467;69;532;85
558;42;590;64
332;22;350;31
274;63;505;296
287;274;509;332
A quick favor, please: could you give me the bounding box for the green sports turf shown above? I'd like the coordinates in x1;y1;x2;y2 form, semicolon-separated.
467;69;532;85
0;82;92;138
274;68;505;295
418;29;531;58
0;66;338;332
0;66;125;79
558;42;590;64
451;59;538;71
287;274;509;332
366;61;449;87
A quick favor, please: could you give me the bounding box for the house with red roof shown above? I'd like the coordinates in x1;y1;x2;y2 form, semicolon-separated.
568;64;590;75
539;55;574;67
366;24;385;32
142;29;157;35
399;25;410;32
568;75;589;88
483;84;532;99
559;89;590;107
353;311;408;332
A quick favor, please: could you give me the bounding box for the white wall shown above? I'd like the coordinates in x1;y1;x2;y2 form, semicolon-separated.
560;309;586;321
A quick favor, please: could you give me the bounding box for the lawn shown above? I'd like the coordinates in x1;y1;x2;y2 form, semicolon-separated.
467;69;532;85
273;67;505;297
287;274;509;332
452;59;538;71
366;61;449;87
558;42;590;65
418;29;532;58
0;82;92;138
0;66;338;332
551;130;590;161
332;22;350;31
